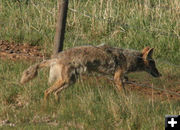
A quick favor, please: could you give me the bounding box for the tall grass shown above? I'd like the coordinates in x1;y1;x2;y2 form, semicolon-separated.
0;0;180;63
0;60;179;129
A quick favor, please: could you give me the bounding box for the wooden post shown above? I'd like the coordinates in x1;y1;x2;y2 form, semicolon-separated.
53;0;69;57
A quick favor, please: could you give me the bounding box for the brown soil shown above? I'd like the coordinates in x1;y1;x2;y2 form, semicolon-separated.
0;40;179;100
0;40;49;61
126;82;180;101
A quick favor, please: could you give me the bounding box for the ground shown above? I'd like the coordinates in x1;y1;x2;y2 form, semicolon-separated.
0;40;48;61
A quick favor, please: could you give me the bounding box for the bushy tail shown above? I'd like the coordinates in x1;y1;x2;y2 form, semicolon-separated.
20;59;56;84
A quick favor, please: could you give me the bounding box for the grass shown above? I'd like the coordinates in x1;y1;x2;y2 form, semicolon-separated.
0;0;180;129
0;0;180;63
0;60;179;129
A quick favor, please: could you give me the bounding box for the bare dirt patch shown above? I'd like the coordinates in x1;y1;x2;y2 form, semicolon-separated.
126;82;180;101
0;40;49;61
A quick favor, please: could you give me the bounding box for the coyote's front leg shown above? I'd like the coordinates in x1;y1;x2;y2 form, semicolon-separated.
114;69;125;92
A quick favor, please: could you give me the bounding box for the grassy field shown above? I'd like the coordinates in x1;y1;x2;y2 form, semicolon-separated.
1;0;180;64
0;60;180;129
0;0;180;129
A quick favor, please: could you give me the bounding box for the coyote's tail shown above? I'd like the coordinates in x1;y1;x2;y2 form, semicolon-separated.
20;59;56;84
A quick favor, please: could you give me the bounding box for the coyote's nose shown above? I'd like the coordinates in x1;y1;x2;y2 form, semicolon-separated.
151;71;162;78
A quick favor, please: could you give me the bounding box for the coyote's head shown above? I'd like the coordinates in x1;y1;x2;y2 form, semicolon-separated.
141;47;161;77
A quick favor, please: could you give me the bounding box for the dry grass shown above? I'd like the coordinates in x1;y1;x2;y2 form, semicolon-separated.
0;0;180;63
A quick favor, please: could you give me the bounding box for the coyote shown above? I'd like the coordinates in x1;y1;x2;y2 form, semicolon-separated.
20;44;161;101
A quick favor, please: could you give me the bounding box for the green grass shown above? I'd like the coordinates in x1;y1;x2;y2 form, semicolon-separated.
0;0;180;63
0;0;180;129
0;60;179;129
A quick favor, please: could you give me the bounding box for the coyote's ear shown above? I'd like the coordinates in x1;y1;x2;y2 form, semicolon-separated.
142;47;154;60
142;46;150;55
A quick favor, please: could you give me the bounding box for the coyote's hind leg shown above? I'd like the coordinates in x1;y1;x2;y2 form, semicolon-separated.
54;84;69;102
44;79;66;102
44;64;77;102
53;69;77;101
